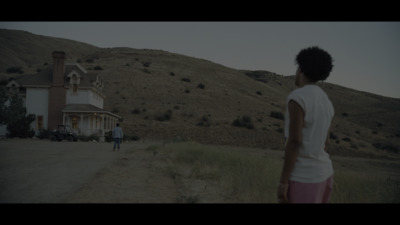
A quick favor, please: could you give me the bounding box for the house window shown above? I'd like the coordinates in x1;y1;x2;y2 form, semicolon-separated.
73;84;78;94
37;116;43;130
72;116;79;129
71;74;78;94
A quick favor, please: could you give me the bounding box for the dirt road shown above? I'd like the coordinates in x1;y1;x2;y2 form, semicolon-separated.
0;139;171;203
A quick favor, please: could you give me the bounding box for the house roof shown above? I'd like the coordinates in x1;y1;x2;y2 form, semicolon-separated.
14;63;103;90
62;104;121;119
17;67;53;87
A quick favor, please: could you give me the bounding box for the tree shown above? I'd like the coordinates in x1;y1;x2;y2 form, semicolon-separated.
0;88;35;138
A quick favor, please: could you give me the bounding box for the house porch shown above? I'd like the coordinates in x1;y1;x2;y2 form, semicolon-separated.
62;104;121;142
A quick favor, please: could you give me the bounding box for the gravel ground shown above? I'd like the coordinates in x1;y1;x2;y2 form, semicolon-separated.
0;139;157;203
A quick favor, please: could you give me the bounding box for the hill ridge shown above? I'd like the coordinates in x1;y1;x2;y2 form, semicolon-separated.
1;29;399;159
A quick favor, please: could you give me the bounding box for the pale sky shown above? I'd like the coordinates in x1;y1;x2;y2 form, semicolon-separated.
1;22;399;98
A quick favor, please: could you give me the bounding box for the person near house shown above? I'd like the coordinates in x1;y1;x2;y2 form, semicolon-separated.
112;123;123;151
277;46;335;203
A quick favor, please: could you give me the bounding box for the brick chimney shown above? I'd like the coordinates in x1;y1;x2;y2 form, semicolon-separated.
52;51;66;86
48;51;67;131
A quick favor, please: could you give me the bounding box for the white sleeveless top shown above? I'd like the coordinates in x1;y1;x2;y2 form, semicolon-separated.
284;84;334;183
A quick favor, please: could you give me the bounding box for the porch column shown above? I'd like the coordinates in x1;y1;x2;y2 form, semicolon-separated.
88;115;91;136
101;114;105;136
98;114;104;142
106;115;109;130
63;113;66;125
80;114;83;135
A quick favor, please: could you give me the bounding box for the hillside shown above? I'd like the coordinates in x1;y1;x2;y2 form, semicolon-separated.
1;29;399;159
0;29;98;72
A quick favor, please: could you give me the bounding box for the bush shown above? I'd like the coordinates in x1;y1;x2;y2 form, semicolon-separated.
270;111;284;120
329;132;338;140
142;62;151;67
197;83;205;89
197;115;211;127
155;110;172;121
6;66;24;74
93;66;103;70
105;131;113;142
232;116;254;129
373;142;399;153
78;134;99;142
342;137;352;142
131;108;141;114
38;129;51;139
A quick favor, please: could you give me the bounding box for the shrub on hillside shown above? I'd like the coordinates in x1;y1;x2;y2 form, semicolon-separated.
155;110;173;121
270;111;284;120
329;132;338;140
6;66;24;74
197;115;211;127
142;62;151;67
181;78;191;82
342;137;352;142
232;116;254;129
197;83;205;89
373;142;399;154
131;108;141;114
93;66;103;70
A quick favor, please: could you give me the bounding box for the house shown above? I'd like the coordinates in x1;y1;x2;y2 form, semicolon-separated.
2;51;121;141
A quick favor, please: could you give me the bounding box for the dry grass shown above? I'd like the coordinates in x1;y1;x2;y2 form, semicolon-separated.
146;141;400;203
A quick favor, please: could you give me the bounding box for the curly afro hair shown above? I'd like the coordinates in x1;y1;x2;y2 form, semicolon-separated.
295;46;334;82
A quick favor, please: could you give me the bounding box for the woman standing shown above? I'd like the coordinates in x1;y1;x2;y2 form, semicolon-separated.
277;46;335;203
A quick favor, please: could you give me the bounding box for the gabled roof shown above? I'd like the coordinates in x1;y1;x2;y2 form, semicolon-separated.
13;63;103;90
17;67;53;87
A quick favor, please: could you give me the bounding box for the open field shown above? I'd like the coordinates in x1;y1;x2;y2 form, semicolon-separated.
1;139;399;203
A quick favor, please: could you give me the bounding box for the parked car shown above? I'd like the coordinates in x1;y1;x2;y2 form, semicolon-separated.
51;125;78;142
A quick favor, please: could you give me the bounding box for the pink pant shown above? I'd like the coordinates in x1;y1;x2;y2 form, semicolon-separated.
288;176;333;203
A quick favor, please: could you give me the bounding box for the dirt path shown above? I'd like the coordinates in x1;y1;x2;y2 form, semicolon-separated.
65;143;179;203
0;139;176;203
